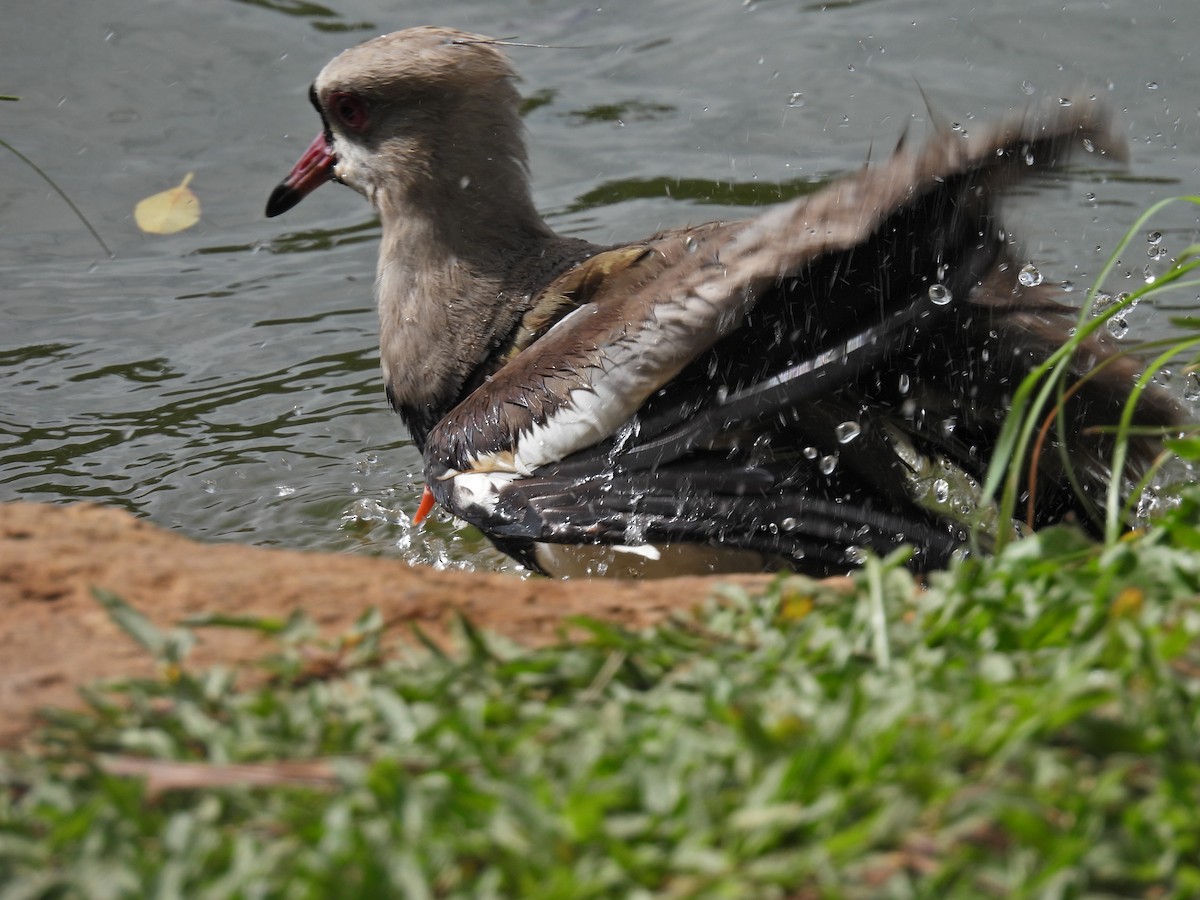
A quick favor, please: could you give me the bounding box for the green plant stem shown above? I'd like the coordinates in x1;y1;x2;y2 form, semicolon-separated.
979;195;1200;549
0;137;114;258
1109;336;1200;540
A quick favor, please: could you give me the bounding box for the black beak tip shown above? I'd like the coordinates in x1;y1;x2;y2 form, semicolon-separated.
265;183;300;218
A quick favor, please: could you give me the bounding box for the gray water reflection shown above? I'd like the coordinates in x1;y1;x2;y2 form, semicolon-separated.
1;0;1197;572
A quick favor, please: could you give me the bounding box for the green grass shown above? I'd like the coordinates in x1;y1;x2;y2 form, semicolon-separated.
4;504;1200;898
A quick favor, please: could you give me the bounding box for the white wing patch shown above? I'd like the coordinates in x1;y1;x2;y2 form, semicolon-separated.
447;470;517;519
508;384;633;474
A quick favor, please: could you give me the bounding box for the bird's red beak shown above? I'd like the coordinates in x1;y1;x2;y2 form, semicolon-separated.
265;133;335;217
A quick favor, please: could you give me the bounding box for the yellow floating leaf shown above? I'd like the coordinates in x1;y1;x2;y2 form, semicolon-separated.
135;172;200;234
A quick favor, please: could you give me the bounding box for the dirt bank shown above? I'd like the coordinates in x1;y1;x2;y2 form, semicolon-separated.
0;502;782;746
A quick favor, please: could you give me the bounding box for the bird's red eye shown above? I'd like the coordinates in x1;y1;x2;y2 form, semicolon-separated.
329;91;369;133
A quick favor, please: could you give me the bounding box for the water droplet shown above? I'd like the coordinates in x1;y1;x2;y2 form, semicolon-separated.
819;454;838;475
1058;97;1073;107
714;384;729;403
1084;191;1097;202
201;479;217;494
1091;291;1113;315
844;545;867;565
1021;80;1036;96
1149;246;1168;260
1059;280;1075;293
835;421;861;444
1148;230;1163;245
787;92;805;108
1018;263;1043;287
928;283;952;305
684;236;700;253
459;175;471;189
898;373;911;395
941;417;957;436
1184;372;1200;402
1081;138;1095;153
276;485;297;497
1107;316;1130;340
802;446;818;460
933;478;950;503
1146;81;1159;90
781;516;798;531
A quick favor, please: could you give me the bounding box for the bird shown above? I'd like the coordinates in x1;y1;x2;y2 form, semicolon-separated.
266;26;1181;577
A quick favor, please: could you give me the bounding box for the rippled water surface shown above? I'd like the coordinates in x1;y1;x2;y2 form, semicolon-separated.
2;0;1198;571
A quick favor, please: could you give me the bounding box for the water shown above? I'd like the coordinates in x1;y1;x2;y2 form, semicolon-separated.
2;0;1198;571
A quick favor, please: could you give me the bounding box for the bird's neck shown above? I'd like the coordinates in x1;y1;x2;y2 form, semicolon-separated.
372;173;591;448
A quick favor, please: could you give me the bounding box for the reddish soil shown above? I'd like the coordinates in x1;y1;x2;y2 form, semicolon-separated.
0;502;783;747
